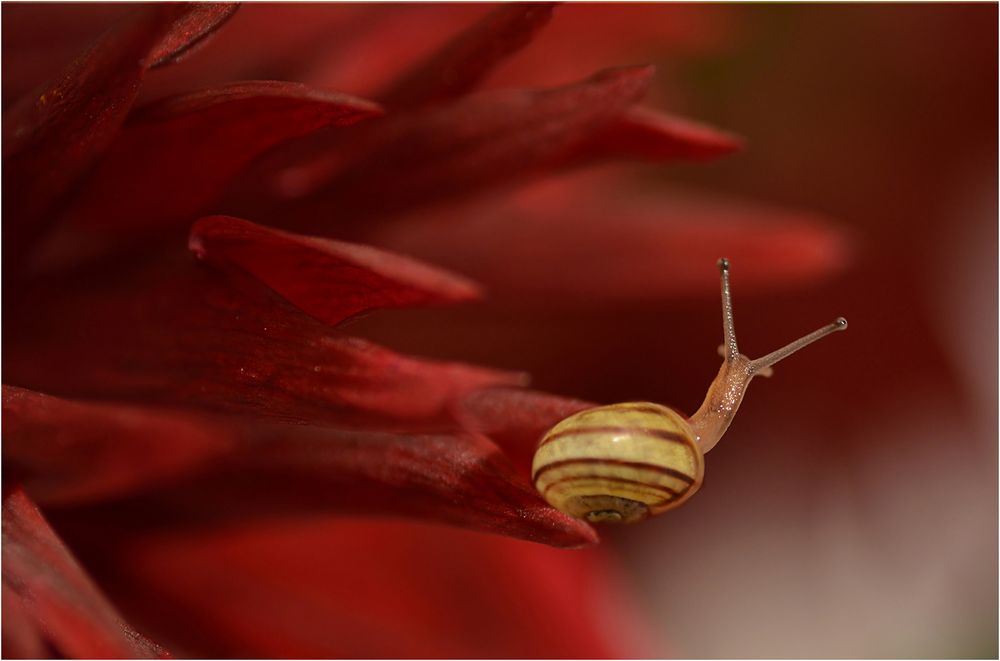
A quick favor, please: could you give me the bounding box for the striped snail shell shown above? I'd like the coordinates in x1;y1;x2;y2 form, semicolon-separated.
533;258;847;524
532;402;703;524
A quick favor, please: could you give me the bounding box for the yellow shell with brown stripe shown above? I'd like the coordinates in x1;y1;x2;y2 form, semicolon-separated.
532;402;705;523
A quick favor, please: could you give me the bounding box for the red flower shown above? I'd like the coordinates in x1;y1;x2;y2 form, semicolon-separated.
3;4;851;658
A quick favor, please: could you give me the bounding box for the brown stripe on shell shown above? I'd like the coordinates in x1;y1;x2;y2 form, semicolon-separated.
532;457;697;485
543;474;680;499
606;403;680;416
539;425;691;449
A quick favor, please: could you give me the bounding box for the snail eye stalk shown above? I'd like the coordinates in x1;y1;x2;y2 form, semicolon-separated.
532;258;848;524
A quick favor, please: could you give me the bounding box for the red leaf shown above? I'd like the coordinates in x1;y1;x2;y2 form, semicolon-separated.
2;4;237;276
67;82;382;235
271;66;654;223
58;425;597;549
5;240;522;426
372;172;853;307
454;386;595;473
147;3;239;68
76;520;644;657
189;215;481;327
3;385;231;506
1;489;168;658
380;3;557;109
575;105;744;162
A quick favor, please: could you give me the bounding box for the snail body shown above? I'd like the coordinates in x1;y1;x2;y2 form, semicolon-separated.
533;258;847;524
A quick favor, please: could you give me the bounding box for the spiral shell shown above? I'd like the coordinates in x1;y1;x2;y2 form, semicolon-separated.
532;402;705;523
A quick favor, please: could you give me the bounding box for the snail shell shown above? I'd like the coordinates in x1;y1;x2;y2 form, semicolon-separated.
531;402;704;524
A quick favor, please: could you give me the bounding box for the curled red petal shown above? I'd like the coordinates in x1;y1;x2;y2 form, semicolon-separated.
189;215;481;327
3;385;232;506
575;105;744;162
67;82;381;235
272;65;654;223
380;3;557;109
2;4;237;277
454;386;596;473
2;489;168;658
5;247;522;426
147;3;239;68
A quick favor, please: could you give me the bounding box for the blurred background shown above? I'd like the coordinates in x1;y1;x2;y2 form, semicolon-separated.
4;3;996;658
352;4;999;657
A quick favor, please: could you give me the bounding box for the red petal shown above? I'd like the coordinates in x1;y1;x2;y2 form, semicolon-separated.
3;385;231;506
1;5;135;103
291;5;493;98
2;4;237;275
2;585;47;659
3;7;171;271
60;426;597;549
372;173;853;307
189;215;481;327
6;243;522;426
271;66;654;221
575;105;744;162
3;385;590;545
75;520;642;657
454;387;595;473
380;3;557;109
1;489;168;658
137;6;486;103
483;3;735;91
67;82;382;235
147;3;239;68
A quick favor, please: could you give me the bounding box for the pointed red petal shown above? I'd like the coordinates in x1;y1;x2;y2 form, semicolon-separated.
6;245;521;425
3;4;243;275
3;385;231;506
374;174;853;307
273;66;654;222
2;585;47;659
3;7;176;272
576;105;744;162
482;4;733;91
380;3;557;109
2;489;169;658
68;83;382;235
455;387;595;472
147;3;239;68
134;6;484;103
189;215;481;327
69;425;596;549
1;5;135;103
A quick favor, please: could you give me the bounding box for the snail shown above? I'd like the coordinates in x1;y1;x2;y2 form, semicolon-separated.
532;258;847;524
